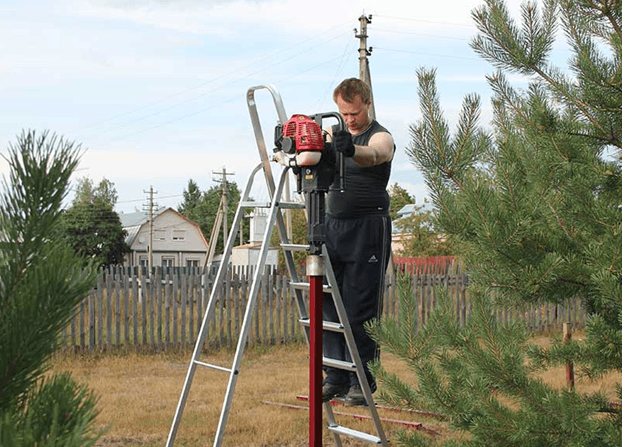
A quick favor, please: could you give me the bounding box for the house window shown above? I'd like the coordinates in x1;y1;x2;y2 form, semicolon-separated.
155;230;166;241
138;256;148;268
161;256;175;268
186;259;200;268
173;230;186;241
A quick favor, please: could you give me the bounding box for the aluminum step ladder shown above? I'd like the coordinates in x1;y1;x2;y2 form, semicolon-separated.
166;84;388;446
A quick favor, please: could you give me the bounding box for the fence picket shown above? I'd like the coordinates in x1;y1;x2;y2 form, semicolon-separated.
189;269;195;345
79;297;86;350
105;272;112;350
63;268;585;352
141;275;147;346
114;269;121;347
181;272;187;347
226;270;232;348
132;272;138;347
173;270;179;348
97;275;104;349
89;293;96;351
149;273;155;348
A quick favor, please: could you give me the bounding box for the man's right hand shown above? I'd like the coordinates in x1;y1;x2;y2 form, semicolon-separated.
332;130;355;157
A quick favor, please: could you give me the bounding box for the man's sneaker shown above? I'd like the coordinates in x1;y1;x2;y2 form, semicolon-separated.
344;384;367;406
321;382;349;402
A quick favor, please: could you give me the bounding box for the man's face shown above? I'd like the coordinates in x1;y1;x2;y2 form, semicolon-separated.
335;94;371;135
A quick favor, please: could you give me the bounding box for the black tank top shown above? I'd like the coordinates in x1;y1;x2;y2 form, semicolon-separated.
327;120;394;218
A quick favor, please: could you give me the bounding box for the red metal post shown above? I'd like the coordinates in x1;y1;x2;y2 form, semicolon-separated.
307;256;324;447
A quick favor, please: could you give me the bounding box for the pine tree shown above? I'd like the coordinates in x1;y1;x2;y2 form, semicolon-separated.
369;0;621;445
389;182;416;220
394;206;454;257
61;177;129;267
178;179;245;254
0;131;101;446
178;179;202;215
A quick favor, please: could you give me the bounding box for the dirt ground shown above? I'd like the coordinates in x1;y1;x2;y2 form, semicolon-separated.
51;338;620;446
52;345;450;446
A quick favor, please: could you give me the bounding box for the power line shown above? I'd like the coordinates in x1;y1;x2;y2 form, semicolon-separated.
117;193;183;204
373;46;480;62
374;27;471;41
97;53;348;143
73;24;352;140
373;13;475;28
315;34;354;110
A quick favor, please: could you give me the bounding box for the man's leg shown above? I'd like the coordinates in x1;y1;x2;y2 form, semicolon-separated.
341;216;391;404
322;222;349;399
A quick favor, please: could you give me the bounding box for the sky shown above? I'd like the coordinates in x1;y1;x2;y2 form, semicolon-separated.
0;0;542;214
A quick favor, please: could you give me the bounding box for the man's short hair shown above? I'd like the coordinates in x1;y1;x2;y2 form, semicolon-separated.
333;78;372;105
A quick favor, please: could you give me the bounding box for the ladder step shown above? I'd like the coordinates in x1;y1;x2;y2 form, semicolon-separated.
240;201;305;209
278;201;306;209
290;281;333;293
327;424;382;444
280;243;310;252
240;201;268;208
193;360;234;374
322;357;356;371
299;318;345;333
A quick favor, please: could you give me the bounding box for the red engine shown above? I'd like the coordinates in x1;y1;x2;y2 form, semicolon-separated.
282;114;324;152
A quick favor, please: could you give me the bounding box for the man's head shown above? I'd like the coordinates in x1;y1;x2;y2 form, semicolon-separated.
333;78;372;134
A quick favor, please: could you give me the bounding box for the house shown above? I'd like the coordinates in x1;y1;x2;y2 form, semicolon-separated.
120;207;209;268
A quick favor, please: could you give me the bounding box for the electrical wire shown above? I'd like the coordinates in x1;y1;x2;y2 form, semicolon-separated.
74;23;352;141
314;34;354;110
373;46;480;62
98;52;348;143
373;13;475;28
72;14;485;205
374;27;471;41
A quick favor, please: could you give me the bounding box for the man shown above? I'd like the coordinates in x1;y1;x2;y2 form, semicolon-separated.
322;78;395;406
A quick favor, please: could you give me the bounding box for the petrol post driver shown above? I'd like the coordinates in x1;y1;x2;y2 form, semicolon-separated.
274;112;345;447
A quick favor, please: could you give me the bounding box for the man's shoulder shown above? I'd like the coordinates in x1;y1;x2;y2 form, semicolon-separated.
371;120;391;136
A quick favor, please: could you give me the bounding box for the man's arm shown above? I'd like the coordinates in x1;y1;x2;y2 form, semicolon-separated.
327;128;395;167
352;131;394;167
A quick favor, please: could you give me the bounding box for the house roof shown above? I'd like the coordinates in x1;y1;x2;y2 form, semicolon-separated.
119;207;167;228
397;204;419;218
392;204;416;234
120;207;209;248
119;208;162;246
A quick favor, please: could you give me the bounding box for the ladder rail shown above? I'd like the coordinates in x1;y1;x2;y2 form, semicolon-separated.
247;83;299;269
213;166;291;446
246;84;288;199
322;245;389;445
166;162;263;447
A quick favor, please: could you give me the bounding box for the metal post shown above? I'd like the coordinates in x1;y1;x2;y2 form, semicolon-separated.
307;254;324;447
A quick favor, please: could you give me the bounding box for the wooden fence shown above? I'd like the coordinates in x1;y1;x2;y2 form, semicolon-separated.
61;267;586;352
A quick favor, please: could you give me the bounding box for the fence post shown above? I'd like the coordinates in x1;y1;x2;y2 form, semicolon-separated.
563;322;574;391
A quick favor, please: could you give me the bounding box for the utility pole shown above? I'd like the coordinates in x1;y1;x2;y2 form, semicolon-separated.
204;167;235;269
143;185;157;270
214;167;234;250
355;13;376;120
356;13;393;281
